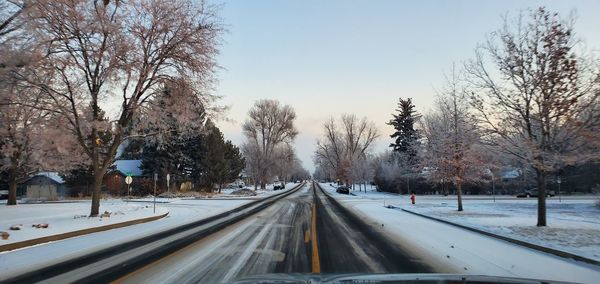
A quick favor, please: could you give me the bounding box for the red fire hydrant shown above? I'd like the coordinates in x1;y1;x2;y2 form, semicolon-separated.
410;193;416;205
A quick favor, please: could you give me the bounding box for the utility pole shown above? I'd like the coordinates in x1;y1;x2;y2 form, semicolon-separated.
153;173;158;213
491;172;496;203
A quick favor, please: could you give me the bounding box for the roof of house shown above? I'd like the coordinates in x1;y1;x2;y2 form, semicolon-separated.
114;160;144;177
23;172;65;184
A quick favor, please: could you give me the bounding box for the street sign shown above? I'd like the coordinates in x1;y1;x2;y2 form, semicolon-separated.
125;176;133;185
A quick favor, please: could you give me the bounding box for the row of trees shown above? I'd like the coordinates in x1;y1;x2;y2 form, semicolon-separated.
314;8;600;227
0;0;224;216
241;99;309;189
313;114;379;189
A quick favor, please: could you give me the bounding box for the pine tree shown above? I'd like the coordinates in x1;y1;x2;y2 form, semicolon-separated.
387;98;420;160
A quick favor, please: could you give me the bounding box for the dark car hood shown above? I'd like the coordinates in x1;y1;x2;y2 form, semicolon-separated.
232;273;575;284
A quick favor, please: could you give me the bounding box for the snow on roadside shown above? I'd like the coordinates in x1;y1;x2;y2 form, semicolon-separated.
404;196;600;262
319;183;600;283
0;200;167;245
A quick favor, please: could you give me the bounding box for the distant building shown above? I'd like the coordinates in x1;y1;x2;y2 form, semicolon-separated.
105;160;148;196
21;172;68;201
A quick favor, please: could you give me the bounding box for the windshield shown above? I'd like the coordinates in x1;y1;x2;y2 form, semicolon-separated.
1;1;599;284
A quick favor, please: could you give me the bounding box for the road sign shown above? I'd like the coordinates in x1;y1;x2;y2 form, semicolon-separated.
125;176;133;185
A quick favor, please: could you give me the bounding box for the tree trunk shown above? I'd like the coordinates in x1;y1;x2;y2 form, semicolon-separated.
90;168;105;217
260;182;266;189
456;182;464;211
536;170;547;226
7;167;17;205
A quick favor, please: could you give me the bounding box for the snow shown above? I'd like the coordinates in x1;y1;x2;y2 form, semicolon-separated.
0;200;168;245
0;185;300;279
320;183;600;283
32;172;65;184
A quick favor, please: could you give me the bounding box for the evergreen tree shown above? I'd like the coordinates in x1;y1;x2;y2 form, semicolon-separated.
387;98;420;160
224;140;245;187
197;121;245;192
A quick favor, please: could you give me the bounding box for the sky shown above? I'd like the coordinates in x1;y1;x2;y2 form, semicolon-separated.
209;0;600;173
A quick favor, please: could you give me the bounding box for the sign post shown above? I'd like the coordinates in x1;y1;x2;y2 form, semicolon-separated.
125;175;133;203
557;176;562;203
153;173;158;213
166;174;171;195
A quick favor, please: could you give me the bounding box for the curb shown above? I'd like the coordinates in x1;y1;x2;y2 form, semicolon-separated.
0;212;169;253
400;208;600;267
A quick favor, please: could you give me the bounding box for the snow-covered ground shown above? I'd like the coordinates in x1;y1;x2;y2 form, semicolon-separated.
0;184;300;279
0;200;168;245
320;183;600;283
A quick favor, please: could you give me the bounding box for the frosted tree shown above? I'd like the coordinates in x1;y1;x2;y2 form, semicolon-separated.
273;143;298;184
315;114;379;185
466;8;600;226
420;68;486;211
242;99;298;189
20;0;223;216
0;83;82;205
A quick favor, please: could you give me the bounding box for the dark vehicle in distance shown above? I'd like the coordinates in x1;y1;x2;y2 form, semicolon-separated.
516;188;555;198
336;186;349;194
273;183;285;190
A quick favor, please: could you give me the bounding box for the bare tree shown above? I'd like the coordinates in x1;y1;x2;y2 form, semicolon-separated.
21;0;223;216
0;0;27;44
420;68;486;211
242;99;298;189
273;143;297;184
315;114;379;185
465;8;600;225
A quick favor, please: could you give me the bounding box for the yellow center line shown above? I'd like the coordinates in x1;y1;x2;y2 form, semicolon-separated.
311;200;321;273
304;229;310;243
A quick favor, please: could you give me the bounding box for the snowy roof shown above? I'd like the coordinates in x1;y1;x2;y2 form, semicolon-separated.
114;160;144;177
34;172;65;184
501;168;520;179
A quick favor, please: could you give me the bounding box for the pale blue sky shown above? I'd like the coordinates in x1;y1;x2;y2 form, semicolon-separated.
211;0;600;173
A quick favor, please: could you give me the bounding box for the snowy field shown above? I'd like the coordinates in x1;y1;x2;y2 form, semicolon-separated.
319;183;600;283
0;184;301;279
406;197;600;262
0;200;168;245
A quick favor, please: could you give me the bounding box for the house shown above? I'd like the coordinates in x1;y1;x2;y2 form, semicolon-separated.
21;172;67;201
104;160;148;196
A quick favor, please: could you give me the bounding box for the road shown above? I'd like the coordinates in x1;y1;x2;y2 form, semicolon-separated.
115;183;433;283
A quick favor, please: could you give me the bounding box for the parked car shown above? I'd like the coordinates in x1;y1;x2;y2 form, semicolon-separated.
273;183;286;190
516;188;555;198
0;190;8;200
336;186;349;194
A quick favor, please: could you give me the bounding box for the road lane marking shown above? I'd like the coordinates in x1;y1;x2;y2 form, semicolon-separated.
305;229;310;243
311;200;321;273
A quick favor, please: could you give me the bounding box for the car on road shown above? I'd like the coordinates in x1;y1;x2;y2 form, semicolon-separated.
516;188;555;198
336;185;349;194
273;183;285;190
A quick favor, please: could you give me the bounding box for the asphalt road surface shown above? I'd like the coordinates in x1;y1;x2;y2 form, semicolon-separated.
115;183;433;283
